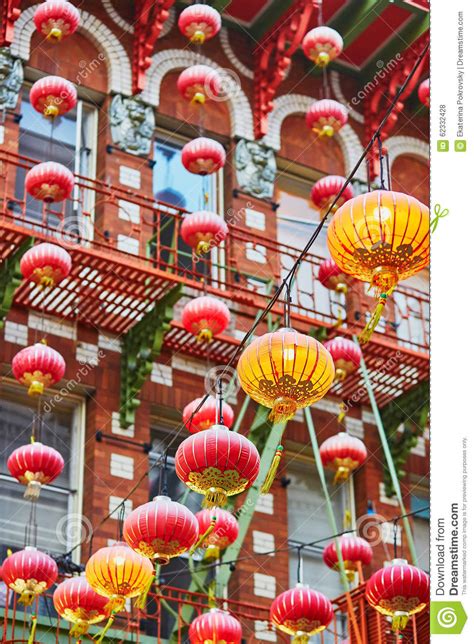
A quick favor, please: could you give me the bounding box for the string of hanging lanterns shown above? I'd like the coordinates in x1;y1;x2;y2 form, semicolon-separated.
6;11;431;639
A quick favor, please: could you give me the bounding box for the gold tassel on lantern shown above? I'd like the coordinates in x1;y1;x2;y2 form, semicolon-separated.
392;611;410;631
190;516;217;555
27;614;37;644
203;487;228;508
359;285;395;344
292;634;309;644
135;574;155;610
261;446;284;494
70;622;91;638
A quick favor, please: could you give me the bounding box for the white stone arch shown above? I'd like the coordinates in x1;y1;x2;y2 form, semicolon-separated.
384;135;429;171
142;49;254;140
11;5;132;95
262;93;366;181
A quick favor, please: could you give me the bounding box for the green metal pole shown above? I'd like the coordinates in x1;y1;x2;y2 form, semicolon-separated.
353;335;418;565
304;408;351;594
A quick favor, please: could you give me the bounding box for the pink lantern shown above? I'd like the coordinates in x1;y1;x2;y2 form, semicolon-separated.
311;176;354;212
182;137;226;175
306;100;348;138
180;211;228;255
20;242;72;288
323;535;373;581
25;161;74;203
178;4;221;44
12;343;66;396
182;296;230;342
318;258;351;293
30;76;77;118
195;508;239;558
303;26;344;67
183;396;234;433
7;442;64;500
177;65;221;104
320;432;367;483
33;0;81;43
189;609;242;644
324;337;362;381
418;79;430;107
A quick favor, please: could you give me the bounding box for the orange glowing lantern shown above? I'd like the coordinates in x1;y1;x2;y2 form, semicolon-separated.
327;189;429;342
237;328;335;422
85;542;154;612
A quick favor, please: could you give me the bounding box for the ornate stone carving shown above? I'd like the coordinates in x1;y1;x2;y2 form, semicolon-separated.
234;139;277;200
110;94;155;156
0;47;23;110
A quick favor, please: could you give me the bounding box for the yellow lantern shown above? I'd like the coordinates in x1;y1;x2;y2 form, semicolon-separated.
327;189;429;342
237;328;335;422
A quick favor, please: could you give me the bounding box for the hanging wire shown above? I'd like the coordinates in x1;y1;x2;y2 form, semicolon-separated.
377;134;386;190
296;546;304;584
393;517;400;559
218;378;224;424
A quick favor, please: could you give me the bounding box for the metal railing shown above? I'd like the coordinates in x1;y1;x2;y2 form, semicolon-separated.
0;150;429;352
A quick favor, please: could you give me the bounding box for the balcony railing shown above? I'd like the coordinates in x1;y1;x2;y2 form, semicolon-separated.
0;150;429;353
0;581;429;643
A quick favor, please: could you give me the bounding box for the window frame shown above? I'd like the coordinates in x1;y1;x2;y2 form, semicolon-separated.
0;380;86;562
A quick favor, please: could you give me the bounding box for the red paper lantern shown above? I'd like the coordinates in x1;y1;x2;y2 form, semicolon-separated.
25;161;75;203
195;508;239;558
175;424;260;507
177;65;221;104
366;559;430;631
418;79;430;107
270;585;334;640
20;242;72;288
306;100;348;138
34;0;80;43
178;4;221;44
189;609;242;644
181;211;228;255
53;577;111;637
123;495;199;564
323;535;373;581
182;137;226;175
318;258;351;293
324;337;362;381
303;26;343;67
311;176;354;212
2;547;58;605
320;432;367;483
12;343;66;396
30;76;77;118
183;396;234;434
182;296;230;342
7;442;64;500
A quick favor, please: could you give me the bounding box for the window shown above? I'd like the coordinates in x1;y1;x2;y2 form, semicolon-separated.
152;135;223;279
0;385;84;558
275;174;335;321
286;461;347;642
411;493;429;573
14;85;97;235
